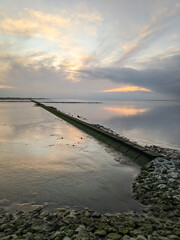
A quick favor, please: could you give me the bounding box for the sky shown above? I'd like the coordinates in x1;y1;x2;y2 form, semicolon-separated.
0;0;180;100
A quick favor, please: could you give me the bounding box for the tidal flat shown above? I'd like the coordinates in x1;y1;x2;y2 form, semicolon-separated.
0;101;180;239
0;101;140;213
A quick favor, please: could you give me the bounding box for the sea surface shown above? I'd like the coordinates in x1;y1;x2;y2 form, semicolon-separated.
0;101;140;213
42;99;180;150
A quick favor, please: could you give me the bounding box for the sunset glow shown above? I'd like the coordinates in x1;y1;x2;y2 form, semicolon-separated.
102;86;151;93
0;85;14;89
0;0;179;99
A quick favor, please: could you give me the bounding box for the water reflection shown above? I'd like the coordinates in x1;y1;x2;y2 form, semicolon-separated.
47;100;180;149
0;102;140;213
104;103;180;149
104;107;149;116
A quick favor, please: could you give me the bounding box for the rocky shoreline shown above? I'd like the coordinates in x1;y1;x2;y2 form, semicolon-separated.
145;145;180;161
0;156;180;240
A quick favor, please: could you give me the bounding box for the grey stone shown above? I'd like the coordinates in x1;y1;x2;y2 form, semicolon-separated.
168;178;175;183
107;233;121;239
92;212;101;218
167;235;180;240
137;235;147;240
122;236;131;240
94;229;107;237
75;225;86;232
157;184;167;189
173;195;180;201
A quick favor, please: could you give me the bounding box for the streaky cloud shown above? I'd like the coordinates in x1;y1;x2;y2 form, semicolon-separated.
102;86;151;93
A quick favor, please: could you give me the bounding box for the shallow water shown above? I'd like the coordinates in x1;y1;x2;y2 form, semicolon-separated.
44;100;180;150
0;102;140;213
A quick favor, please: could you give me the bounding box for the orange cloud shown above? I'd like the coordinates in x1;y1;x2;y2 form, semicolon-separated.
0;85;14;89
0;7;102;71
0;8;102;41
102;86;151;93
0;13;68;39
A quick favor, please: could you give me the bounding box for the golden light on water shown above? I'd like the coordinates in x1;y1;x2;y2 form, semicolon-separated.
104;107;149;116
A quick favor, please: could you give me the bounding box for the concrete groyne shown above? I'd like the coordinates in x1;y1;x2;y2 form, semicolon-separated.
32;100;161;166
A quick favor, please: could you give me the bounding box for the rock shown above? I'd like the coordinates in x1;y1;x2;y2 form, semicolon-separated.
130;229;143;237
169;173;179;179
52;231;66;240
137;235;147;240
167;235;180;240
84;210;91;218
173;195;180;201
168;178;175;184
106;226;117;233
75;225;86;232
25;233;35;240
33;206;44;214
75;229;90;239
107;233;122;239
57;208;67;212
30;226;42;233
157;184;166;189
16;210;25;215
122;236;131;240
162;169;167;174
94;229;107;237
118;227;129;235
92;212;101;218
97;222;108;230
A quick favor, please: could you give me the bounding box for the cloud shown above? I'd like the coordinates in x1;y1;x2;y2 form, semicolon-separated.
0;8;102;39
0;58;12;82
0;51;107;98
0;85;14;89
70;3;180;70
0;9;71;39
0;2;179;99
78;50;180;98
0;7;103;60
1;42;179;99
115;4;180;66
102;86;151;93
171;34;179;40
75;12;103;22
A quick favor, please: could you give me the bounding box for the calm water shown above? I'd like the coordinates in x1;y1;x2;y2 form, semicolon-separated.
44;100;180;150
0;102;140;213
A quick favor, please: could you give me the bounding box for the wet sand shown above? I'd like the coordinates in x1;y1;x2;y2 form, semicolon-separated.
0;102;140;214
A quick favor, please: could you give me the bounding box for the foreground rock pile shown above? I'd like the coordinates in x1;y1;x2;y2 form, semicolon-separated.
0;157;179;240
1;206;178;240
133;157;180;219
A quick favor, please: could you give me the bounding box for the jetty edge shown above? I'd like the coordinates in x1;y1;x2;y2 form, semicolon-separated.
32;100;161;166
